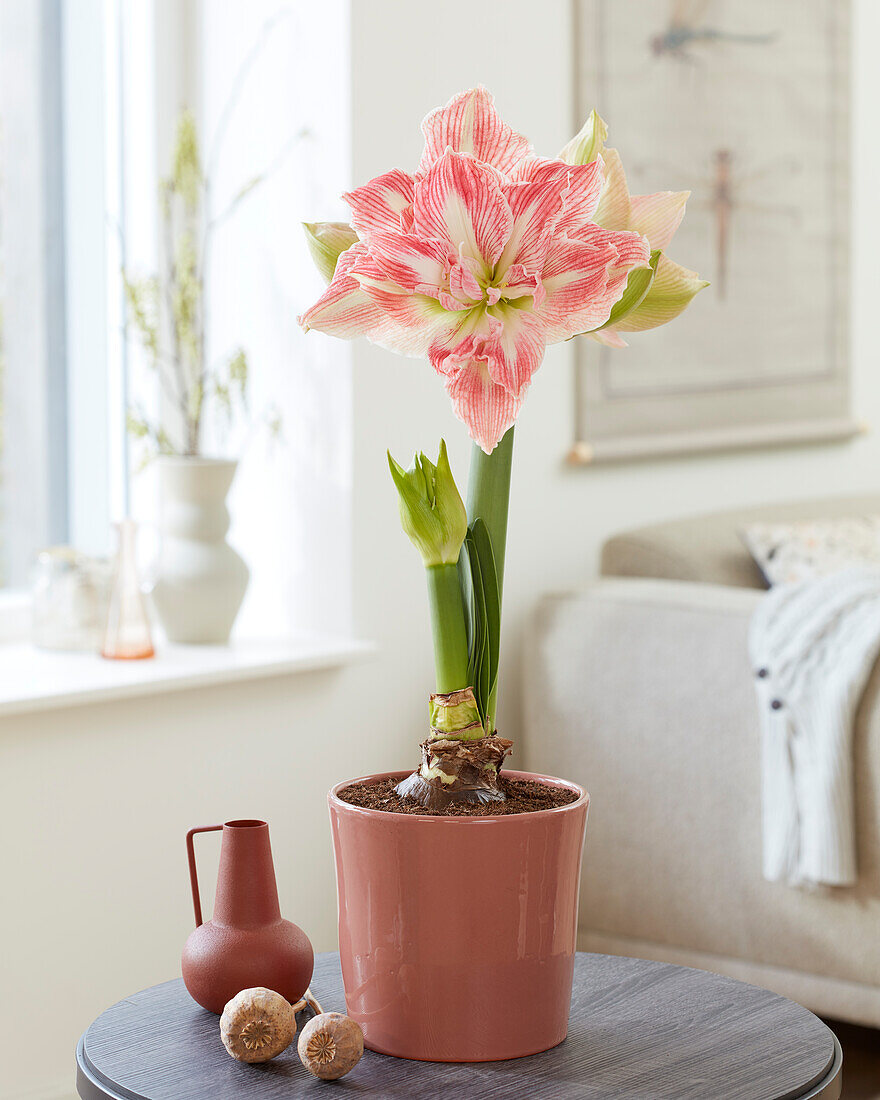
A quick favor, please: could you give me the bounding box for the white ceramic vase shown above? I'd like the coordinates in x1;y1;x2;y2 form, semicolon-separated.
151;457;249;644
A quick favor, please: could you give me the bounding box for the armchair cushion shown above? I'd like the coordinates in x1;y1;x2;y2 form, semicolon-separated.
742;515;880;586
524;578;880;1023
600;494;880;590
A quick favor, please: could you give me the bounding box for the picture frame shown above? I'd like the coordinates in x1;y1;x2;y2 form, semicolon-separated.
570;0;859;464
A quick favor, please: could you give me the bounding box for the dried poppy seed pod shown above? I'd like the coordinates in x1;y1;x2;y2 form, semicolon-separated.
220;987;297;1063
297;1012;364;1080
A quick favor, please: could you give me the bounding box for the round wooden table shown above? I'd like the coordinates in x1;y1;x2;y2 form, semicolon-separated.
76;951;842;1099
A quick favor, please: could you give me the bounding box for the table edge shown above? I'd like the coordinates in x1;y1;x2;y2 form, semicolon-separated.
75;1030;844;1100
77;1034;132;1100
796;1033;842;1100
73;953;845;1100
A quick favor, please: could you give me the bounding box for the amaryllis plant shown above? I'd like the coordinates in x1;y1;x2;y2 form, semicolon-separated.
301;88;706;808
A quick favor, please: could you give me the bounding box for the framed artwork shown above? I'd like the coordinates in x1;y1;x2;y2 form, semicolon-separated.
570;0;858;463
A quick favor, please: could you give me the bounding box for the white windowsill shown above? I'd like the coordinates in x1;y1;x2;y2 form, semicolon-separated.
0;636;374;718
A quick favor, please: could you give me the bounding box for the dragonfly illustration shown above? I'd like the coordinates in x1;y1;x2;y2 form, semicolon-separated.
706;149;803;300
704;149;800;301
636;149;801;300
651;0;778;62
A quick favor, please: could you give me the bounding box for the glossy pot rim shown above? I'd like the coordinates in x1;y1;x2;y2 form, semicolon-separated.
329;768;588;823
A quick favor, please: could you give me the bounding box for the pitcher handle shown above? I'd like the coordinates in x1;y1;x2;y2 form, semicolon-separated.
186;825;223;928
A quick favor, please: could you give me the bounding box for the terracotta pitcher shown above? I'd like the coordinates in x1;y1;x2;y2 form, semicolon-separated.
181;819;313;1014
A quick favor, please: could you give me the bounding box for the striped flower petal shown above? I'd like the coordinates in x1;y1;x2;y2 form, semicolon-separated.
300;243;454;357
447;257;484;307
366;231;452;295
539;225;650;342
629;190;690;251
589;327;630;348
497;172;570;274
445;364;525;454
428;306;546;401
413;151;513;271
497;262;543;305
509;156;605;246
483;305;547;396
298;278;383;340
299;244;391;339
343;169;415;237
592;148;632;232
427;311;501;378
429;335;527;453
418;86;533;177
350;249;459;350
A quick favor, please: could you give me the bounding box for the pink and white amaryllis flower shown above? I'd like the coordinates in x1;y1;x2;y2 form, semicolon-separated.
564;111;709;348
300;89;665;452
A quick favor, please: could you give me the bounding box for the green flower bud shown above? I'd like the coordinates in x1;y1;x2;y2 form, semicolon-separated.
559;109;608;166
302;221;359;284
388;439;467;567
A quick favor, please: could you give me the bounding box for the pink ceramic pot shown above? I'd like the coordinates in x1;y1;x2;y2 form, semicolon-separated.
328;769;589;1061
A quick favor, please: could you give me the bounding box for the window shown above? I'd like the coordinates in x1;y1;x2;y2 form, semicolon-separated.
0;0;70;586
197;0;352;638
0;0;352;639
0;0;125;589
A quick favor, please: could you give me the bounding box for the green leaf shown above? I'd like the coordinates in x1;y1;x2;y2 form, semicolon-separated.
171;109;202;209
470;519;500;708
465;532;488;725
126;411;150;439
463;519;501;730
228;348;248;405
458;549;475;657
121;272;160;358
595;250;660;332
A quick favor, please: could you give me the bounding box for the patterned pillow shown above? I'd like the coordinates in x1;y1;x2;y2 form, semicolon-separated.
740;516;880;587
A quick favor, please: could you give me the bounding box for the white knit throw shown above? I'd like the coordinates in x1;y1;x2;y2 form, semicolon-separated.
749;567;880;887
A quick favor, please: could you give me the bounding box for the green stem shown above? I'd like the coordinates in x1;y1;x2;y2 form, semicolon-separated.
426;562;470;692
466;426;514;730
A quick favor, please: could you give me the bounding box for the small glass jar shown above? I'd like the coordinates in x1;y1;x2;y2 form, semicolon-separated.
32;547;110;652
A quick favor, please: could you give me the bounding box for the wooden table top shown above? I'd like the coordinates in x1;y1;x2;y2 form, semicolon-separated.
76;951;842;1099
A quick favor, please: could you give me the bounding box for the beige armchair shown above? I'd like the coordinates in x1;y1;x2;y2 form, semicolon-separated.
524;495;880;1026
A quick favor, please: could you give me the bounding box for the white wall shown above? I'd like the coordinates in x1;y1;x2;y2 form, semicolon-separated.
349;0;880;748
3;1;880;1096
